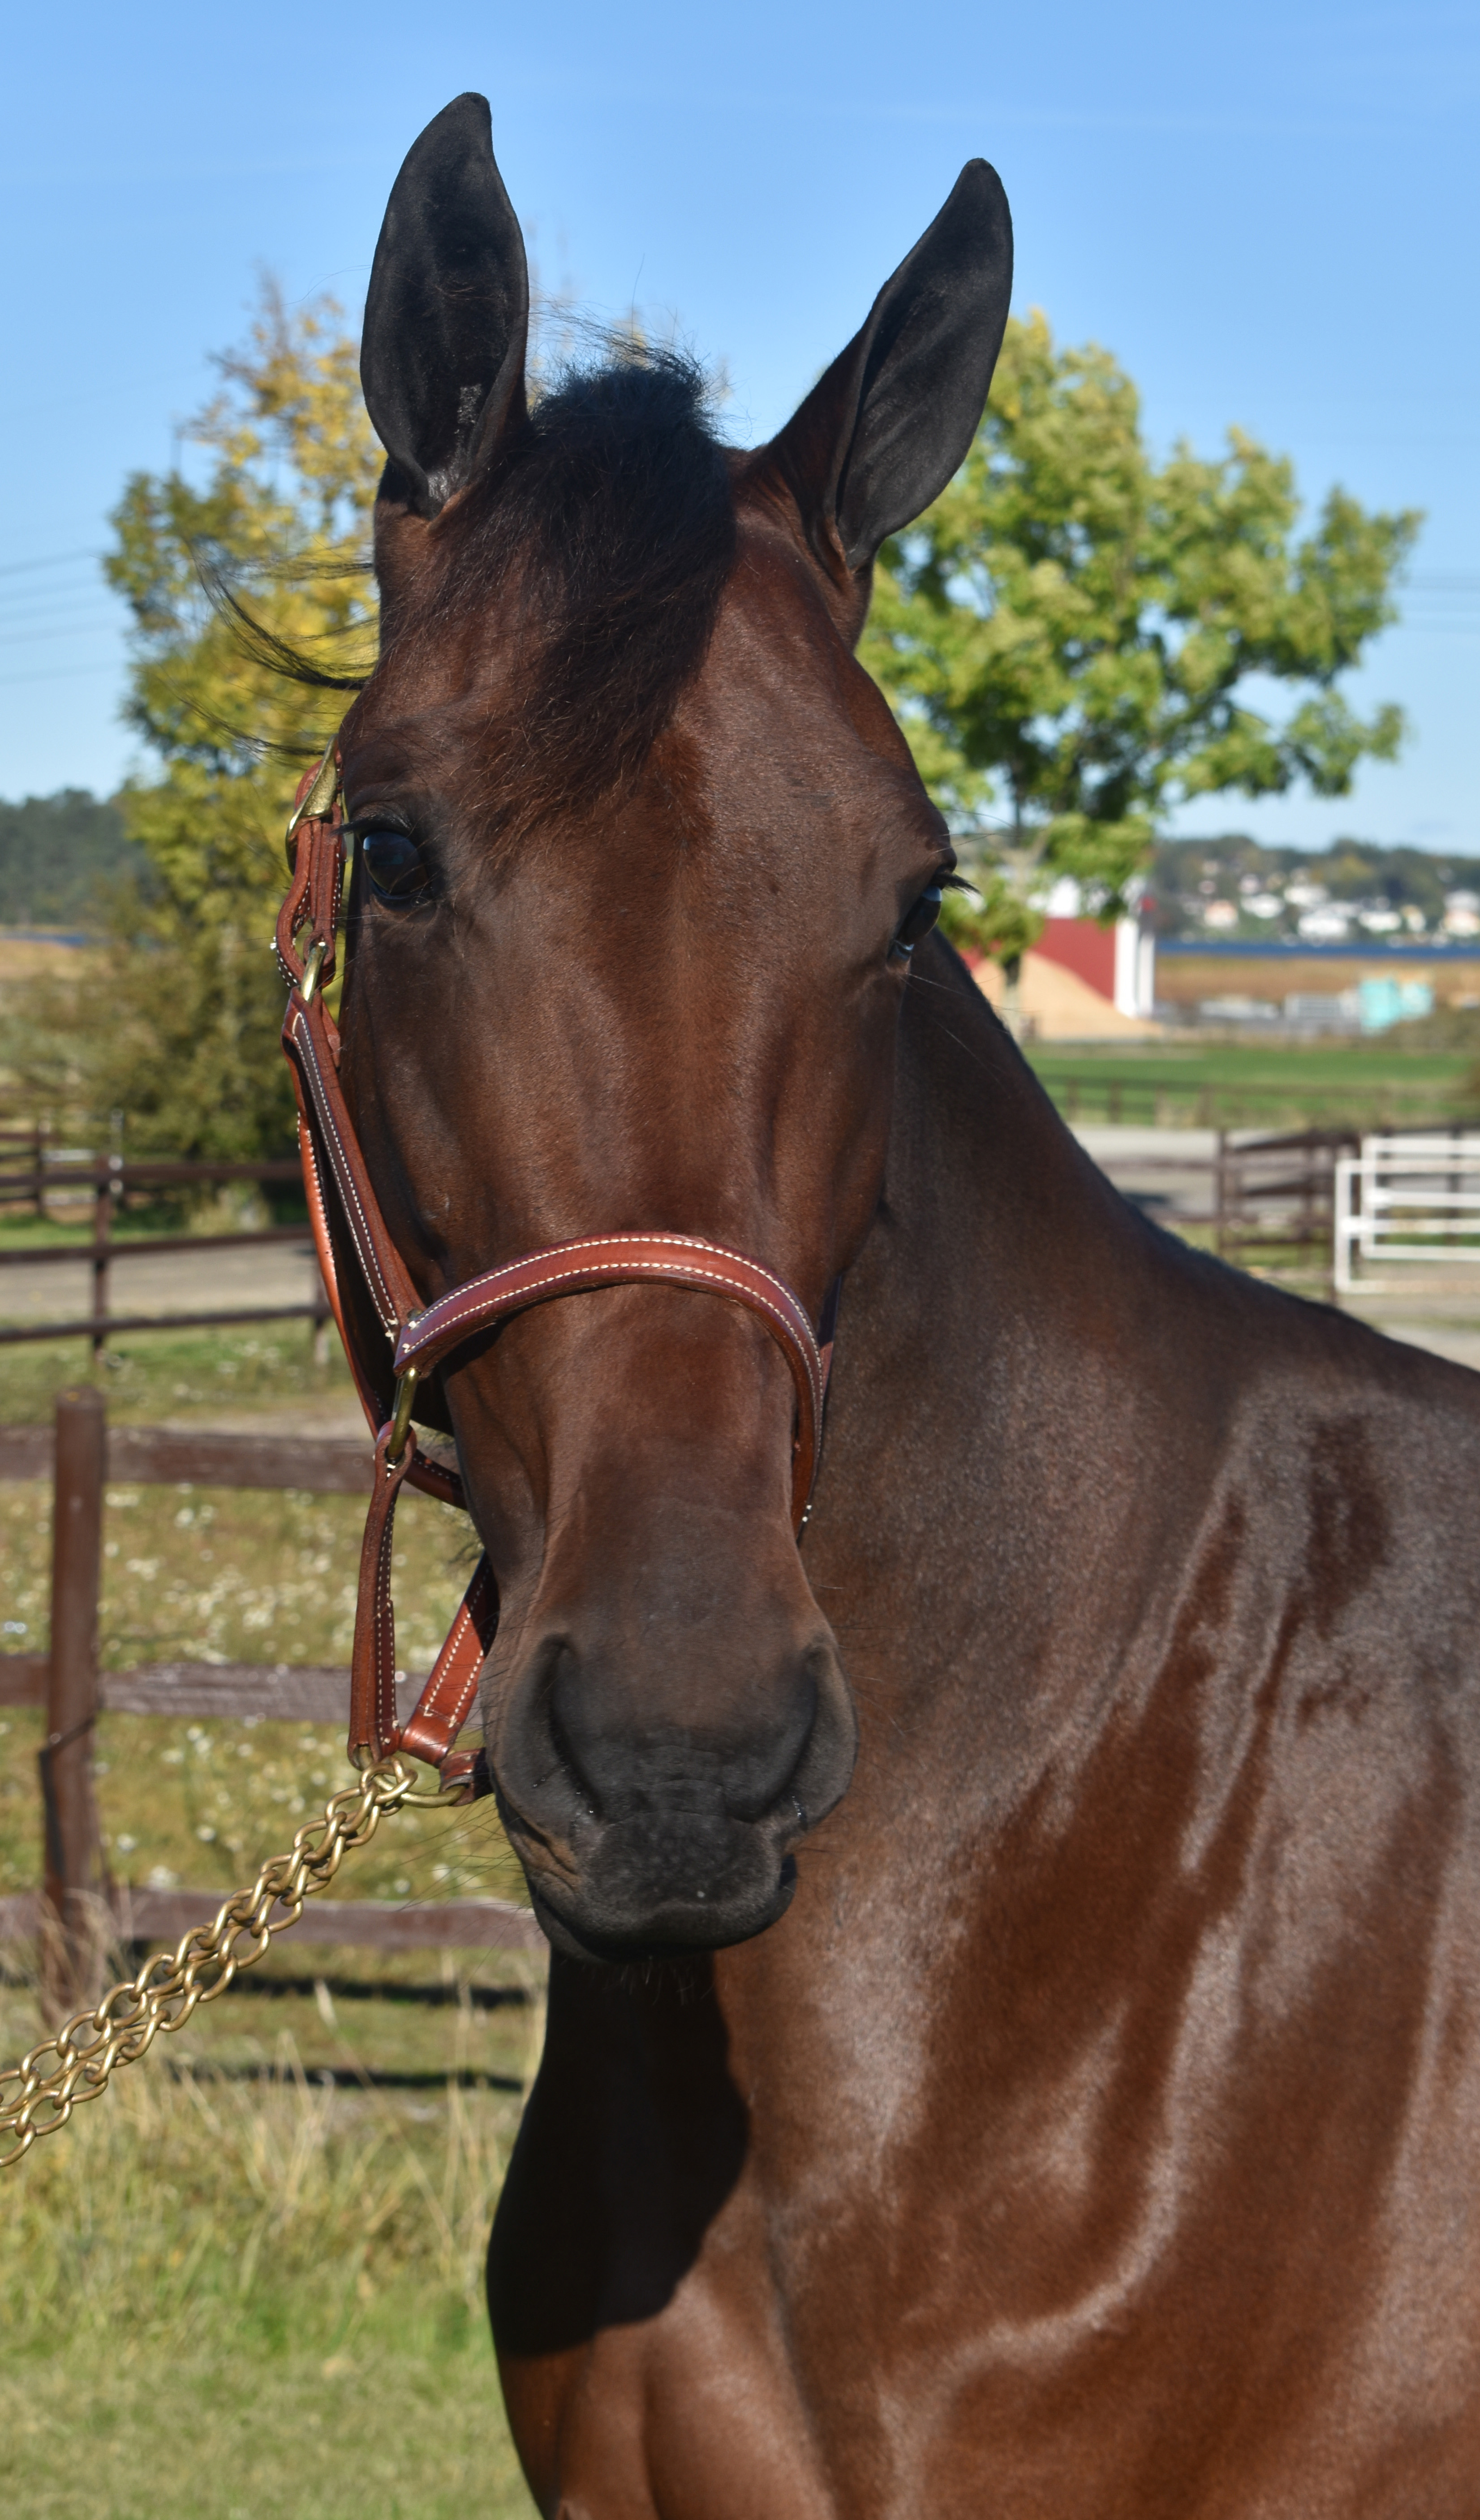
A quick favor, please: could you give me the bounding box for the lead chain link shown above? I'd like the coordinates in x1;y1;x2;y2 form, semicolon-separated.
0;1757;428;2170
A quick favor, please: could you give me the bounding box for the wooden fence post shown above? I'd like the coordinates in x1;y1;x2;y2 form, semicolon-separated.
40;1387;107;2012
1213;1130;1230;1260
90;1158;115;1359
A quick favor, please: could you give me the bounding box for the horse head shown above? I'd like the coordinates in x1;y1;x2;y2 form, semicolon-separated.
336;93;1012;1959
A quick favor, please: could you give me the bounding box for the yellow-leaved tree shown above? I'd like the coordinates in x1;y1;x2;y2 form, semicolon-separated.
13;285;380;1160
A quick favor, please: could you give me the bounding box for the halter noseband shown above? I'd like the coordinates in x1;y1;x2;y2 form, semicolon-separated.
276;749;837;1791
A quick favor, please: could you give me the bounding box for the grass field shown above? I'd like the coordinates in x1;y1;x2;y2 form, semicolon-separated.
0;1329;542;2516
0;1967;540;2519
1;2350;536;2520
0;1316;350;1425
1027;1037;1479;1130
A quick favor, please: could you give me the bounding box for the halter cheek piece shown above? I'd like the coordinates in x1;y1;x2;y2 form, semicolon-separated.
276;749;838;1794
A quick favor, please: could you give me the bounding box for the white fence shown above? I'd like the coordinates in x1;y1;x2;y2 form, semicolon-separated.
1334;1134;1480;1292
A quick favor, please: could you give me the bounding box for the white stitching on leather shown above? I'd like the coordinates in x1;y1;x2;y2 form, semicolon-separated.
293;1009;402;1335
407;1559;492;1744
297;1018;398;1331
426;1235;808;1325
401;1254;823;1424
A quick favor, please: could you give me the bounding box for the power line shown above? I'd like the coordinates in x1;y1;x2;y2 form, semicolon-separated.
0;579;110;619
0;547;102;580
0;602;120;636
0;591;125;628
0;661;122;690
0;620;123;653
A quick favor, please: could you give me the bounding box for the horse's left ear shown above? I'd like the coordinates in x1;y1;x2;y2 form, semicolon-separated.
361;93;529;518
766;161;1012;578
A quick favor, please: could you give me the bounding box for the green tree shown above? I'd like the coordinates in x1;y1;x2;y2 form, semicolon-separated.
860;311;1420;956
5;285;379;1161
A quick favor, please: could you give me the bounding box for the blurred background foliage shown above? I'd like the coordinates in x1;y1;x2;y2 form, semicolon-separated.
0;790;143;927
861;310;1418;947
2;284;379;1162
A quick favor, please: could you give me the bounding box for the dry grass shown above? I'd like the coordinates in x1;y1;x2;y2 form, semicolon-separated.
0;1969;543;2348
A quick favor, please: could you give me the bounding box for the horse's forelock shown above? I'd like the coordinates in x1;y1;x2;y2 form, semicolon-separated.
383;347;737;838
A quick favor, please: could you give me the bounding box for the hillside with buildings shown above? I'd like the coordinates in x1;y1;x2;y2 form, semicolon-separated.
1149;837;1480;949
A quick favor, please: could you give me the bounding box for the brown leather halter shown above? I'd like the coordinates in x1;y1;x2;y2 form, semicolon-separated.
276;747;838;1794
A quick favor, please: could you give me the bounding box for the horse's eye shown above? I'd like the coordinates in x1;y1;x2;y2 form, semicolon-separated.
892;885;943;957
360;827;431;904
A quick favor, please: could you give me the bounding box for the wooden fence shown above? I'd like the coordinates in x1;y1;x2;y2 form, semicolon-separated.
1063;1125;1360;1283
0;1132;1358;1368
0;1154;332;1355
0;1392;542;2008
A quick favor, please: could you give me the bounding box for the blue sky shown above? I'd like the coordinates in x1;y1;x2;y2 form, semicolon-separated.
1;0;1475;852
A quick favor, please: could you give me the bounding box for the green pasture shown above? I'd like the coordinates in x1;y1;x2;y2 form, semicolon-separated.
1026;1037;1479;1130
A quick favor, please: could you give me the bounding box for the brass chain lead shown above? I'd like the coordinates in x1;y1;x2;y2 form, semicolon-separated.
0;1757;446;2171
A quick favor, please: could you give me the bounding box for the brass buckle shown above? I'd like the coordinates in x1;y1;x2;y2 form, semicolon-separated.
284;743;340;852
386;1365;419;1467
299;938;328;1004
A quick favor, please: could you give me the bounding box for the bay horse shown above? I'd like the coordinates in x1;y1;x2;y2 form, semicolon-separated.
336;94;1480;2515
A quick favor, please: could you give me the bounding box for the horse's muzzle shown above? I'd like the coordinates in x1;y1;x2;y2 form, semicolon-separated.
492;1631;856;1960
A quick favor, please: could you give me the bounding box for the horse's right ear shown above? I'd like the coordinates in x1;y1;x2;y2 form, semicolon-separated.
361;94;529;519
764;162;1012;588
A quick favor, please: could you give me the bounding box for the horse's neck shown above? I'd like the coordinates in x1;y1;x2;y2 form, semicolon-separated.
818;949;1234;1859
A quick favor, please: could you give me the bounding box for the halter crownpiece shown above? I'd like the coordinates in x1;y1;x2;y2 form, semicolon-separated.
276;747;839;1790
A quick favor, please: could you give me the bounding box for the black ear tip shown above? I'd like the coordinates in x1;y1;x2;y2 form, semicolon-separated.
953;157;1009;211
938;158;1013;267
415;91;493;153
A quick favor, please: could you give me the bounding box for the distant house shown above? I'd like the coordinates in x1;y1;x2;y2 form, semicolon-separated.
962;879;1159;1040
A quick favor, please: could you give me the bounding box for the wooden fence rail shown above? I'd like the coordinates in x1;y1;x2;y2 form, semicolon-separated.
0;1131;1358;1370
0;1394;541;2008
0;1154;327;1356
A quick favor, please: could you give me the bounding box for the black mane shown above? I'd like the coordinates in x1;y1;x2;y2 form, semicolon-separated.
409;345;736;836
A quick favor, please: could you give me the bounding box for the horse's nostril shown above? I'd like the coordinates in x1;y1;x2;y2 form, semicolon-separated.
539;1632;832;1831
545;1665;603;1821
